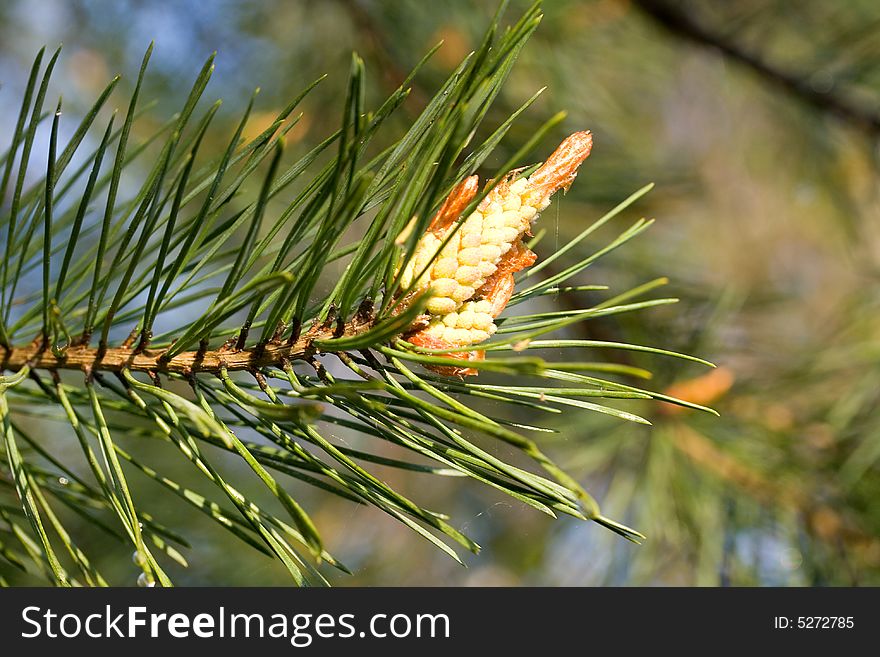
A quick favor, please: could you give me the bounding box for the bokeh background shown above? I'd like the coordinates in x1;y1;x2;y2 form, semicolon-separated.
2;0;880;585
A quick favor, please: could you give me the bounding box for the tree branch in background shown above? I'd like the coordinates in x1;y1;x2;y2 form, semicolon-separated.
633;0;880;136
668;423;880;581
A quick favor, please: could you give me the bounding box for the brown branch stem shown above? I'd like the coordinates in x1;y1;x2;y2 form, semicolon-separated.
0;315;373;376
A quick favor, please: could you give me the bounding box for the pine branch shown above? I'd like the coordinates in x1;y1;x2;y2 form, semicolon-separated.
0;310;373;375
0;1;713;586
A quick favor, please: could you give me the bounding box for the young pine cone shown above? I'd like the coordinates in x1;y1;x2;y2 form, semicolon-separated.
398;131;593;375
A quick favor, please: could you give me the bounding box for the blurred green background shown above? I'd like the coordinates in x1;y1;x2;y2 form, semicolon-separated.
2;0;880;586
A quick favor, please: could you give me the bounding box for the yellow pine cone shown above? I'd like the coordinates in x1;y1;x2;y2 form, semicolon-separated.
399;131;593;364
399;175;543;318
419;299;498;346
